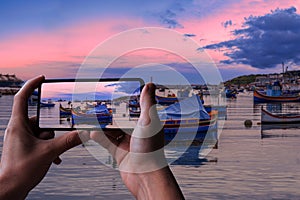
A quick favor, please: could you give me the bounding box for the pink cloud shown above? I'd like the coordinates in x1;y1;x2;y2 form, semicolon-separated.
0;18;146;79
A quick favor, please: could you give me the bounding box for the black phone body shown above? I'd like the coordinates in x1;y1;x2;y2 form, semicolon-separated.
37;78;144;131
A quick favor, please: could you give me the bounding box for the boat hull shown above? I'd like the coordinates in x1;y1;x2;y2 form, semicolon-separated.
40;102;55;107
261;107;300;124
71;109;113;126
163;112;218;142
155;95;179;105
254;90;300;103
59;104;72;118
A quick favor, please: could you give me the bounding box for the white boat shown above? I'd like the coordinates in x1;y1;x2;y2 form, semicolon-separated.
261;107;300;124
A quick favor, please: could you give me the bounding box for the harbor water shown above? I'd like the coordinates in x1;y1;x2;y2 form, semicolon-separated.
1;93;300;199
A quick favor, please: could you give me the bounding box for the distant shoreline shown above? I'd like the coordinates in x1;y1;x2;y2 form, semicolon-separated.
0;87;20;95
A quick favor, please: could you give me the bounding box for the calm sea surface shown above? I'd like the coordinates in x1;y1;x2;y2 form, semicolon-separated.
1;93;300;199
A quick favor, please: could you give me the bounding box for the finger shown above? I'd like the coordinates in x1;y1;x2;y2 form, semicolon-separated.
28;116;39;135
51;130;89;156
133;83;163;139
12;75;45;118
139;83;157;126
29;116;55;139
29;116;37;125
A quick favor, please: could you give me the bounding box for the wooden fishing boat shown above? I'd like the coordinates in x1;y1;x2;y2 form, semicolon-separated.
158;94;218;142
40;100;55;108
162;110;217;132
261;107;300;124
254;90;300;103
163;110;218;142
128;98;141;118
204;105;227;119
59;104;72;118
155;95;179;105
129;109;140;118
71;105;113;125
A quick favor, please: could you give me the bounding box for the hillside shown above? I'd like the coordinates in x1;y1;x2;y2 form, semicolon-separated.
225;74;258;85
225;70;300;86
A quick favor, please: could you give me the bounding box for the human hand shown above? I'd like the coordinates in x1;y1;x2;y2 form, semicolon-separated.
0;75;88;200
91;83;184;199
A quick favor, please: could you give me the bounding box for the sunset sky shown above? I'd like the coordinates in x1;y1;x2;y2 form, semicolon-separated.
40;80;141;100
0;0;299;83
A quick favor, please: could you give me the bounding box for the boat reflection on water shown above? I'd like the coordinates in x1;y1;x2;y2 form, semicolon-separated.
260;102;300;139
261;123;300;138
166;138;218;166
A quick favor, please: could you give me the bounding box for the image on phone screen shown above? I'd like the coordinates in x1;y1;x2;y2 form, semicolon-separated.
37;79;143;130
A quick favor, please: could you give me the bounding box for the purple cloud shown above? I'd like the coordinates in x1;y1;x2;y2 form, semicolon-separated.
203;7;300;69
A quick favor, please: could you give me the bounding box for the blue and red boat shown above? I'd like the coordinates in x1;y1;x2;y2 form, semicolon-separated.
40;100;55;108
253;90;300;103
59;104;72;118
71;105;113;126
155;95;179;105
158;95;218;143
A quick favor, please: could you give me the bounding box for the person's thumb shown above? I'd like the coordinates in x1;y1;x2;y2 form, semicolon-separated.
133;83;162;139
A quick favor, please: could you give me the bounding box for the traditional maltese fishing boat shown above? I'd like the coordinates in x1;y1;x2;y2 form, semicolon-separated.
71;105;113;125
40;99;55;107
158;95;218;142
261;107;300;124
155;95;179;105
59;104;72;118
254;81;300;103
162;112;218;142
254;90;300;103
128;98;141;118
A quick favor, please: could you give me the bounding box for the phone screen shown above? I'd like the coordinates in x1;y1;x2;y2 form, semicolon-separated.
37;78;144;130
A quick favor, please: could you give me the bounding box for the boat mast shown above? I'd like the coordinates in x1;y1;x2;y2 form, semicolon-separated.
282;62;284;83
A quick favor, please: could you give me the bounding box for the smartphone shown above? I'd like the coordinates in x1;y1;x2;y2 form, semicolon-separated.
37;78;144;130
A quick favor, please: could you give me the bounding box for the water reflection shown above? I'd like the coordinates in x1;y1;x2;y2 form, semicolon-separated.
169;140;218;166
261;123;300;138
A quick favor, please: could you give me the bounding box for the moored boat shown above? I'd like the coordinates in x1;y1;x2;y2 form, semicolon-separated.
71;105;113;126
158;95;218;143
261;107;300;124
162;111;218;142
155;95;179;105
40;99;55;108
59;104;72;118
128;98;141;118
254;90;300;103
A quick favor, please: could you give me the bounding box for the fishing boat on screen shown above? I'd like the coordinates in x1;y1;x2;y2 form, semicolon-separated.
158;95;218;143
156;92;205;106
59;104;72;118
155;95;179;105
128;98;141;118
261;107;300;124
254;90;300;103
71;105;113;125
40;99;55;108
